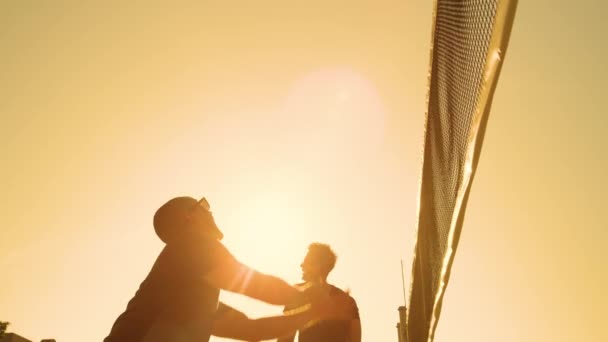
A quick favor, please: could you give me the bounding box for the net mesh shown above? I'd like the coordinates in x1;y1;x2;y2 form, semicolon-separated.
406;0;517;341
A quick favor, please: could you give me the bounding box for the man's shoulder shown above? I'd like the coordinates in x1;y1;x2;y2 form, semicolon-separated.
328;284;353;298
295;282;357;301
328;284;344;293
328;284;360;320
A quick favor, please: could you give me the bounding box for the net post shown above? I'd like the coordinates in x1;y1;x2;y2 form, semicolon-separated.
398;305;409;342
397;322;403;342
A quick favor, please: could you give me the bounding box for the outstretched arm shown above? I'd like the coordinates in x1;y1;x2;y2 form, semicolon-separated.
276;334;296;342
202;243;300;305
212;293;356;342
212;304;310;341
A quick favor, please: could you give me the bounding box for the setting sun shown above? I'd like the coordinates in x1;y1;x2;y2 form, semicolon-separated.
2;2;606;342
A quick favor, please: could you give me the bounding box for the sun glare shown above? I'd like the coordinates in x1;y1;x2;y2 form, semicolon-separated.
220;67;387;279
224;191;309;278
278;67;386;162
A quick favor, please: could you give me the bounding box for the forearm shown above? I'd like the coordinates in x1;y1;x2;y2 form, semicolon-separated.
277;335;295;342
239;311;314;341
212;289;357;341
205;260;301;306
239;271;301;305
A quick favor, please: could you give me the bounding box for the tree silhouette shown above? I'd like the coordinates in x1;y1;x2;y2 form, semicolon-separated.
0;321;9;338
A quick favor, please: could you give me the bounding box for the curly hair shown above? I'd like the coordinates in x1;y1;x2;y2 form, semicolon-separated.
307;243;338;276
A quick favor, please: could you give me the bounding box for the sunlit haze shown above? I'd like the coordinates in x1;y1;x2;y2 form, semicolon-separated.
1;1;606;342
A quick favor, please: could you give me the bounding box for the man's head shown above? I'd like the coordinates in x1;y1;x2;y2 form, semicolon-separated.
301;243;337;282
153;196;223;244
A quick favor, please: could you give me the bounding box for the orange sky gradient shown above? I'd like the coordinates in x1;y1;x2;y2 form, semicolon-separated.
1;1;606;342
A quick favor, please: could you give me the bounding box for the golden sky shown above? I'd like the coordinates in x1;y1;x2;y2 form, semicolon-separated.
1;1;606;341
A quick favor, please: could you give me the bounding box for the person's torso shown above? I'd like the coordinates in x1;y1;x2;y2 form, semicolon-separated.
298;319;351;342
104;237;220;342
295;284;358;342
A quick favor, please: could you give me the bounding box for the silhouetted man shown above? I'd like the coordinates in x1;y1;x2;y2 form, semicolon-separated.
104;196;353;342
277;243;361;342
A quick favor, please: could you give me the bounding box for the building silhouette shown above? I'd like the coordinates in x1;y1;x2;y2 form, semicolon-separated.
0;333;55;342
0;333;31;342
